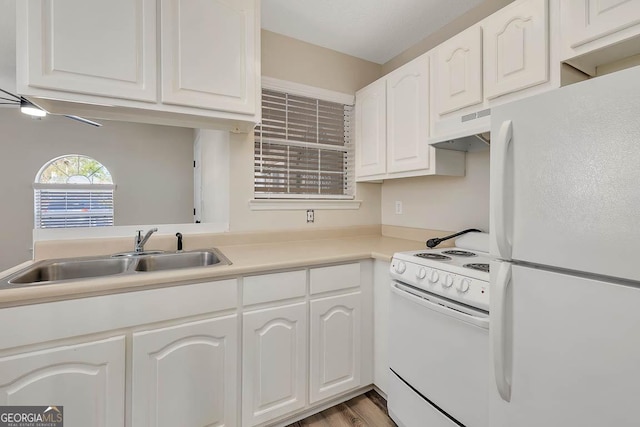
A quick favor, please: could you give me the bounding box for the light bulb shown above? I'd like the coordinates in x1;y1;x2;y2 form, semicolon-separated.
20;100;47;117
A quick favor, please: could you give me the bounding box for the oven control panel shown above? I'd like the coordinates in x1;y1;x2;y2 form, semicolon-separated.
390;258;489;311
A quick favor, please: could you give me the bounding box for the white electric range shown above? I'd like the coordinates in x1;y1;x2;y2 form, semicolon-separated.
387;233;490;427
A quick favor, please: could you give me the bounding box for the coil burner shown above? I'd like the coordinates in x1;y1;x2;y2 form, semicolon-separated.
442;250;477;257
463;263;490;273
415;253;452;261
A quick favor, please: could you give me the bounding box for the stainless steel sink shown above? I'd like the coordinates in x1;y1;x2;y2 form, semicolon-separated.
134;250;228;272
2;248;231;288
9;258;136;285
111;250;166;257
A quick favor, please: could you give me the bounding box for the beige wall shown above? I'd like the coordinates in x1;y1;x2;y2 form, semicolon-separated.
0;109;194;270
262;30;382;94
381;0;515;75
224;30;383;233
381;151;490;231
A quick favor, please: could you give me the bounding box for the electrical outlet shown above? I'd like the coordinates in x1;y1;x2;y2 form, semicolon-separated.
395;201;403;215
306;209;315;223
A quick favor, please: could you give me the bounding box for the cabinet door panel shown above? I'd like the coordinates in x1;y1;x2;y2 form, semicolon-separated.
435;25;483;115
242;303;307;426
132;316;238;427
310;292;362;403
23;0;156;101
355;80;387;178
565;0;640;47
0;336;125;427
483;0;549;99
161;0;257;114
386;55;430;174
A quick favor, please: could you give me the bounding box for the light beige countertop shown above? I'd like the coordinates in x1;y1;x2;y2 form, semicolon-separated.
0;234;428;308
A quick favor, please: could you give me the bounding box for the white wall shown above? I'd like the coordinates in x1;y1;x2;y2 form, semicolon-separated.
381;151;490;231
0;108;194;270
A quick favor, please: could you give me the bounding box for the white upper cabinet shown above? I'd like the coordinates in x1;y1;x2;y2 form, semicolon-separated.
16;0;260;129
0;336;125;427
483;0;549;100
18;0;157;102
355;79;387;178
434;25;483;115
560;0;640;73
355;54;465;181
161;0;257;114
563;0;640;49
386;54;431;174
132;316;238;427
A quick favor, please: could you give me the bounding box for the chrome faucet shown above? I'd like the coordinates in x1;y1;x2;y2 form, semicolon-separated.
134;228;158;253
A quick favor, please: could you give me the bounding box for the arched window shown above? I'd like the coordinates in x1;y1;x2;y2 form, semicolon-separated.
34;155;115;228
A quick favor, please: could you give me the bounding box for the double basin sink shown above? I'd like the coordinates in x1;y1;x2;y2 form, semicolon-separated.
2;249;231;289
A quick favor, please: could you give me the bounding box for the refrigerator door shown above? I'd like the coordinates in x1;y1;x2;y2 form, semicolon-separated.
490;261;640;427
490;65;640;282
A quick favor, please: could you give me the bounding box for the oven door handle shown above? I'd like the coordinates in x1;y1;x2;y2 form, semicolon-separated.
391;282;489;329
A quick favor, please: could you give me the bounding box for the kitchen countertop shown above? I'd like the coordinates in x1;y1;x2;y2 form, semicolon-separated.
0;235;427;307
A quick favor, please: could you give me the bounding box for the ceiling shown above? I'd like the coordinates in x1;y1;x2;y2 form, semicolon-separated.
261;0;484;64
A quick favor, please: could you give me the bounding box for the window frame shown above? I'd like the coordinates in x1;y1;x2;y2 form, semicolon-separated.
34;155;116;229
252;78;359;209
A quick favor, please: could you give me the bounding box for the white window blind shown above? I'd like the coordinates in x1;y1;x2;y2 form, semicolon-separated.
254;88;354;199
34;186;114;229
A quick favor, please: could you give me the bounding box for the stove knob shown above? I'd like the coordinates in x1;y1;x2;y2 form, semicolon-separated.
442;275;454;288
394;261;406;274
416;268;427;279
457;279;471;293
429;270;439;283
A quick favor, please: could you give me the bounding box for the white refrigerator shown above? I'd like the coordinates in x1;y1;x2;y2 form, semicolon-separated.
489;65;640;426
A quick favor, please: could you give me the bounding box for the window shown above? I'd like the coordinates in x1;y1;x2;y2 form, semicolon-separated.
254;87;354;199
34;155;115;228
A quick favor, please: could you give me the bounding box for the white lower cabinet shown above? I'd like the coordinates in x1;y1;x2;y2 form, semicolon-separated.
309;291;362;403
242;302;307;426
0;336;125;427
132;315;238;427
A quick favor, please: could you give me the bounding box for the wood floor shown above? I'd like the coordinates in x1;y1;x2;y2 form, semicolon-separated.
286;391;397;427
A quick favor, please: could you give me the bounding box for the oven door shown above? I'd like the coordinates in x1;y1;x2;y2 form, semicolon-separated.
388;281;490;427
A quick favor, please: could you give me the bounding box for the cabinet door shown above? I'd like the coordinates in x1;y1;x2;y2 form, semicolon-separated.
483;0;549;100
243;302;307;426
161;0;258;114
564;0;640;48
132;315;238;427
386;54;430;174
0;336;125;427
309;292;362;403
434;25;483;115
20;0;157;102
355;79;387;179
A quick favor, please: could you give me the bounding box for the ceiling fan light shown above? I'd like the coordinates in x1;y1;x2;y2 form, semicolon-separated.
20;100;47;117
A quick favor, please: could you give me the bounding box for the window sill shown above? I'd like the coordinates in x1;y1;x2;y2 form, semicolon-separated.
249;199;362;211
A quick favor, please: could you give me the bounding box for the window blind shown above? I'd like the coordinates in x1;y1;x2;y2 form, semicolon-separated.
35;188;114;228
254;89;354;198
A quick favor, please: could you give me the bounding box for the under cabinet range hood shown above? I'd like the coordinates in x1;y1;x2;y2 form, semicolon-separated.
429;108;491;152
431;132;491;152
